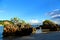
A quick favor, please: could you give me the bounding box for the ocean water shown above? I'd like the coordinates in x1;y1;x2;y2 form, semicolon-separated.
0;26;60;40
0;26;3;40
3;32;60;40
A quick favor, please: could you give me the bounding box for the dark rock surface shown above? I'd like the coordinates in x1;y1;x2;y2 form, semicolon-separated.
3;28;33;37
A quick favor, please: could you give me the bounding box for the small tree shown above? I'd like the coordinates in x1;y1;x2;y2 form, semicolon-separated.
11;17;26;24
11;17;21;24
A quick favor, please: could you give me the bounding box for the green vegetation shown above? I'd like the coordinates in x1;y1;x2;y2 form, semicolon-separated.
0;17;26;26
0;20;4;25
0;20;13;26
11;17;26;25
11;17;20;24
43;20;56;26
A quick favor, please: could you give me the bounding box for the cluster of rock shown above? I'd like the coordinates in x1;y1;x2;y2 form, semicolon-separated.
3;21;36;37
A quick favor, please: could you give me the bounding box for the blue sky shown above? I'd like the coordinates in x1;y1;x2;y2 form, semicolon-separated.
0;0;60;23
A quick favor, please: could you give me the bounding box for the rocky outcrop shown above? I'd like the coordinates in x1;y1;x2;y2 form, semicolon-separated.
3;24;33;37
3;28;33;37
39;20;58;31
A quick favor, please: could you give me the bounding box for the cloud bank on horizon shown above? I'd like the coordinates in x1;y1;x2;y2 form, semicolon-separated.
29;19;40;24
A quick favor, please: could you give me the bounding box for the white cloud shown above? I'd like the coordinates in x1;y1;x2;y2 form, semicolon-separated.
51;14;60;18
49;12;54;16
48;9;60;24
48;9;60;18
53;9;60;12
29;19;40;24
48;9;60;16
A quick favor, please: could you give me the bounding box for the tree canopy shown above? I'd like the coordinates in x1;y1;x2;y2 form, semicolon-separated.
10;17;26;25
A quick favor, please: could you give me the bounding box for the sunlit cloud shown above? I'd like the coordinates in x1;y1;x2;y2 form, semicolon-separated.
29;19;40;24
